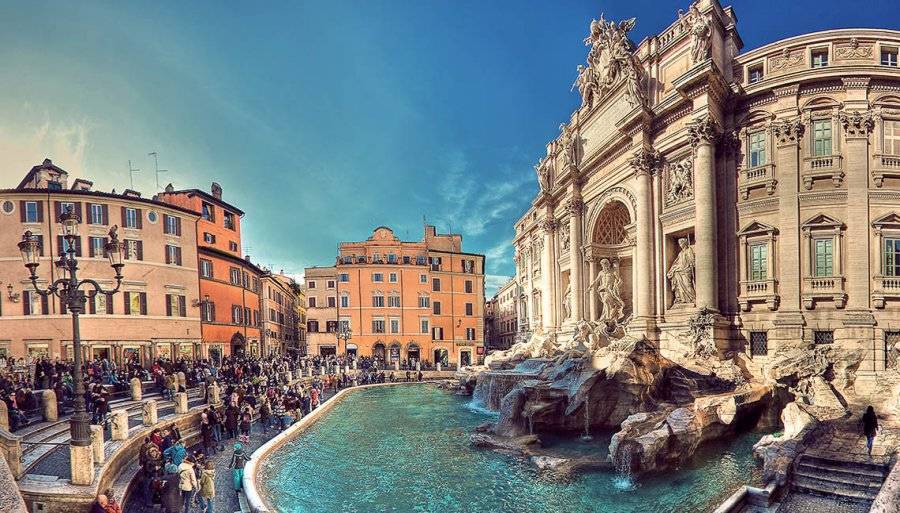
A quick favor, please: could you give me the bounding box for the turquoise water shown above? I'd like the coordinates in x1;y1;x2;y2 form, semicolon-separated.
260;385;765;513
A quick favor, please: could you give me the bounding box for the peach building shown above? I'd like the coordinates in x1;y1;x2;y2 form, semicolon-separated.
0;159;201;362
261;272;301;355
156;184;263;361
303;266;339;356
307;226;485;367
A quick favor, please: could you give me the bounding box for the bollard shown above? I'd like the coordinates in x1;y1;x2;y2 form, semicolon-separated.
174;392;189;414
69;444;95;485
130;377;143;401
41;389;58;422
177;372;187;391
90;424;105;464
436;363;442;372
142;399;158;426
110;410;129;441
416;361;421;372
352;360;357;370
393;361;400;371
208;382;221;406
0;400;8;432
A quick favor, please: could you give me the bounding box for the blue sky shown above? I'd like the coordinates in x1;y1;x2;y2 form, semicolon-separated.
1;1;898;295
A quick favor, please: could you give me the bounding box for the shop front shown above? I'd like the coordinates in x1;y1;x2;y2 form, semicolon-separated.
345;343;358;357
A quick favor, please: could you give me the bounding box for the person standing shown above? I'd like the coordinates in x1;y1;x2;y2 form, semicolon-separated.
862;405;879;456
229;443;250;494
178;457;198;512
160;464;182;513
197;461;215;513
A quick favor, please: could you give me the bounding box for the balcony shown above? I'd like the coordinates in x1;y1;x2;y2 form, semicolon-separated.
802;154;844;190
739;163;777;200
873;275;900;308
738;279;779;311
872;153;900;187
802;275;847;309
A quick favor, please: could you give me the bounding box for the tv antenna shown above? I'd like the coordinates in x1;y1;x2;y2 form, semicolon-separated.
148;151;169;190
128;160;140;190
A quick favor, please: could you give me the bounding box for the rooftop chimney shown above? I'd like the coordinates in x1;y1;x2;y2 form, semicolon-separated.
211;182;222;200
165;183;174;193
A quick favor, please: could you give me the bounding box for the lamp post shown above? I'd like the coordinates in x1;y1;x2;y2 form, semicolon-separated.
337;324;351;355
17;207;125;449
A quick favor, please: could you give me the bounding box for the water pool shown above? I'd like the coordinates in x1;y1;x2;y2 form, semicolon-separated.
259;385;765;513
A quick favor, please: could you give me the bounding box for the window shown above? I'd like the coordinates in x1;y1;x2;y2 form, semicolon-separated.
166;294;186;317
749;243;768;281
165;245;182;265
230;267;241;285
430;256;442;271
124;207;138;229
389;273;398;283
814;239;834;277
372;295;385;307
465;280;473;294
372;273;384;283
750;332;768;356
24;201;39;223
390;319;400;334
125;291;146;316
814;330;834;345
340;295;349;308
748;131;766;167
164;215;179;235
465;303;474;316
372;319;385;333
124;239;143;260
432;278;441;292
90;204;105;225
88;237;105;258
885;120;900;155
58;201;75;217
23;290;47;316
462;259;475;273
372;253;382;264
420;318;429;334
308;320;319;332
881;48;898;66
308;297;317;308
308;281;316;289
339;273;350;282
224;211;235;230
327;280;336;289
200;259;213;278
812;120;832;156
748;65;764;84
60;236;81;256
433;301;441;315
326;321;338;333
388;295;401;308
416;256;427;265
884;238;900;276
232;305;243;324
432;326;444;340
201;202;214;221
403;256;411;264
229;241;238;252
203;232;216;244
327;296;336;308
466;328;476;341
201;301;215;322
420;274;427;284
339;319;350;332
811;49;829;68
418;296;430;308
387;254;397;264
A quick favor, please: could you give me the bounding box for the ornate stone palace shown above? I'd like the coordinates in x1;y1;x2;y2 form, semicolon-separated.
513;0;900;377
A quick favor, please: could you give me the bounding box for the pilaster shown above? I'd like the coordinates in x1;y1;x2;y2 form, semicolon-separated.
688;115;721;312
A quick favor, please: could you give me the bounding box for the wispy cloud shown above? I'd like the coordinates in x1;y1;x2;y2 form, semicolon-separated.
0;112;92;179
485;274;514;297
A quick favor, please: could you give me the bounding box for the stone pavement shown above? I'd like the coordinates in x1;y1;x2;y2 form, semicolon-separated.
125;387;338;513
774;491;871;513
805;415;900;466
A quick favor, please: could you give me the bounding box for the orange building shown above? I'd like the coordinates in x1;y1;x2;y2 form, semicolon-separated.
306;226;484;368
156;183;263;361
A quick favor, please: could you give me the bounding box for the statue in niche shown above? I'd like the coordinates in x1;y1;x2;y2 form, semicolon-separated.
588;258;624;325
562;280;573;321
668;237;696;306
666;158;694;205
680;2;711;64
560;221;571;250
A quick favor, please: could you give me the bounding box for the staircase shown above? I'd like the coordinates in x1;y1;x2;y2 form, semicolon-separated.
790;453;889;505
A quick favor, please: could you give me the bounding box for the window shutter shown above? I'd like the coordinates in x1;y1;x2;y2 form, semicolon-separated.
165;294;172;317
136;240;144;260
102;205;109;225
124;292;131;315
75;237;82;257
165;246;171;264
121;206;127;226
106;294;114;314
54;201;61;218
19;201;26;222
210;303;216;322
140;292;147;315
86;203;94;224
36;201;44;222
88;291;96;314
175;217;182;236
136;209;143;229
57;235;64;256
23;292;30;315
175;246;182;266
88;237;96;258
178;296;186;317
74;202;82;222
41;294;49;315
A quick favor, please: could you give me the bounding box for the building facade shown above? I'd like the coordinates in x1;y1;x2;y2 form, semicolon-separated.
303;266;338;356
487;278;518;350
261;272;301;355
157;184;263;361
514;0;900;378
0;160;202;362
306;226;485;367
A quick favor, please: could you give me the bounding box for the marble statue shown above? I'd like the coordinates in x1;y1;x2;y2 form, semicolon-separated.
534;157;552;192
680;3;711;64
578;15;646;109
668;238;696;306
666;158;693;205
562;281;573;320
572;64;597;108
589;258;624;325
558;123;580;169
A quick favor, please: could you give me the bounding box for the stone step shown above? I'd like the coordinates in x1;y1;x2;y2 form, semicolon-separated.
801;454;889;476
797;459;888;480
793;468;883;491
792;475;880;502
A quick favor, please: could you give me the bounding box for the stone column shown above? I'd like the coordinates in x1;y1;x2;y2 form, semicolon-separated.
130;377;142;401
142;399;158;426
840;109;874;310
629;149;659;323
688;116;721;311
69;444;94;485
174;392;189;414
0;400;8;432
90;424;105;464
1;436;22;481
110;410;129;441
41;389;58;422
566;197;585;321
539;213;557;330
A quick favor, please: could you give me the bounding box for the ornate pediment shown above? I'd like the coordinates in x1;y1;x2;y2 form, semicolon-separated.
737;221;778;238
872;212;900;231
801;213;844;232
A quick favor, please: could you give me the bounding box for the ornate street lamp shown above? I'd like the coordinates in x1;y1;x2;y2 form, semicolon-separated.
18;206;125;448
337;324;352;354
